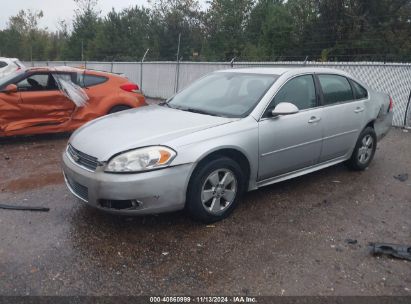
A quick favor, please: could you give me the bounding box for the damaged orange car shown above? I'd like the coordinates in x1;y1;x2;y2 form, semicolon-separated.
0;67;146;137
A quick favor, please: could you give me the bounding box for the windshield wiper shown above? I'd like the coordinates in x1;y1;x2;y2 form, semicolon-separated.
159;101;171;107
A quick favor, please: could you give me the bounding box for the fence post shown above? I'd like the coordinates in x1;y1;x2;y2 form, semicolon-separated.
175;58;182;93
174;33;182;93
140;49;149;92
230;57;237;68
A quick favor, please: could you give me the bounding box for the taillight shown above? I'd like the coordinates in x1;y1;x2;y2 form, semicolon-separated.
389;96;394;112
120;83;140;93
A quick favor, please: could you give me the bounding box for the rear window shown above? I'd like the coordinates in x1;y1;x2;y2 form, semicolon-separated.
351;80;368;100
318;74;354;105
77;74;108;87
0;61;7;68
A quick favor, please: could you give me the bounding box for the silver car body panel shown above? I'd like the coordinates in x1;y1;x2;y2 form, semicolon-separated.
62;67;393;214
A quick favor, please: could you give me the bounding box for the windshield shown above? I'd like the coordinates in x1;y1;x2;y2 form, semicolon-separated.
167;72;278;118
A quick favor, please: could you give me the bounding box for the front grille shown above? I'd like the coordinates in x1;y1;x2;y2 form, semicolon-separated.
65;175;89;202
67;144;99;171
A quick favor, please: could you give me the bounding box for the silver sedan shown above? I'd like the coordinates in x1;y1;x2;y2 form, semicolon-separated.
62;67;393;222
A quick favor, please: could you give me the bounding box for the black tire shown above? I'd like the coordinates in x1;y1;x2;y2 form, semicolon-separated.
346;127;377;171
186;157;246;223
108;105;131;114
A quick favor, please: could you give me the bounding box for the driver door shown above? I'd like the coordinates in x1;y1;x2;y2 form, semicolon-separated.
258;74;323;181
9;72;76;133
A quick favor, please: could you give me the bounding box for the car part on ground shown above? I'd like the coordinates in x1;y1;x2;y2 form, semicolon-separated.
62;67;393;222
393;173;408;182
0;66;146;137
369;243;411;261
0;203;50;212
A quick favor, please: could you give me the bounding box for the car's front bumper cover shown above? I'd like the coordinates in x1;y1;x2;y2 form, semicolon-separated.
62;152;194;215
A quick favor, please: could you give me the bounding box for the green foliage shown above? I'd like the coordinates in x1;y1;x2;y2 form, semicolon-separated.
1;0;411;62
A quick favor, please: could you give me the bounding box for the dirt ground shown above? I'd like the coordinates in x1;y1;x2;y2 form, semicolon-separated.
0;128;410;296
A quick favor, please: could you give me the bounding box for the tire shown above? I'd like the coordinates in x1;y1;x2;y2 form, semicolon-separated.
346;127;377;171
186;157;246;223
108;105;131;114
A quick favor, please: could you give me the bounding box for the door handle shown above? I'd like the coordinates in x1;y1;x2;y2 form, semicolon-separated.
308;116;321;123
354;107;365;113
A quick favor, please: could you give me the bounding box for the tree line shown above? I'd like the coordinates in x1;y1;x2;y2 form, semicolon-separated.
1;0;410;62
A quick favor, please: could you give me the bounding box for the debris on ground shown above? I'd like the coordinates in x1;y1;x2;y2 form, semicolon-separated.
393;173;409;182
345;239;358;245
369;242;411;261
4;156;10;160
0;204;50;212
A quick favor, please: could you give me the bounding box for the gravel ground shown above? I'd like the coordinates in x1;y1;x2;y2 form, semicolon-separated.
0;128;410;296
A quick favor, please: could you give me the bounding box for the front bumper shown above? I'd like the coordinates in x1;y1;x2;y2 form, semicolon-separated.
62;152;194;215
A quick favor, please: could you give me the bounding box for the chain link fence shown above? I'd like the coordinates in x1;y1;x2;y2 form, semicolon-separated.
24;60;411;127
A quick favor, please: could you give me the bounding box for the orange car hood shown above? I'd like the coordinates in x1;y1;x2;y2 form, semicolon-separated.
69;105;236;161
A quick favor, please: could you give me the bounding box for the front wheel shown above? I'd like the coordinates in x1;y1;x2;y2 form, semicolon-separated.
346;127;377;171
186;157;245;223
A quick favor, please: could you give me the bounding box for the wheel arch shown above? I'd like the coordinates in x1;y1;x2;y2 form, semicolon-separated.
187;148;252;194
365;119;375;129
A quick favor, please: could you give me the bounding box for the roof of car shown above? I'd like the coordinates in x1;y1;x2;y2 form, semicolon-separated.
217;67;351;77
25;66;83;73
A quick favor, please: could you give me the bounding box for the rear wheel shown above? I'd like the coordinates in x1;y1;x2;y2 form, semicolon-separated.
346;127;377;171
108;105;131;114
186;157;245;223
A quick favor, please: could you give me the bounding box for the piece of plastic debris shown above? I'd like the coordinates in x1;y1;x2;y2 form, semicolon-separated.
162;252;169;256
332;180;341;183
0;204;50;212
345;239;358;244
369;242;411;261
393;173;409;182
53;71;89;107
206;225;216;228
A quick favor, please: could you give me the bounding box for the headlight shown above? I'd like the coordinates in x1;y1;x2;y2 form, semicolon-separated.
105;146;176;173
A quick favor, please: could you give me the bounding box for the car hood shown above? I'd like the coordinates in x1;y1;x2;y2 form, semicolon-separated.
70;105;237;161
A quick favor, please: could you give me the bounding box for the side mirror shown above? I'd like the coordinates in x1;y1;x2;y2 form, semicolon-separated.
2;84;18;94
271;102;299;117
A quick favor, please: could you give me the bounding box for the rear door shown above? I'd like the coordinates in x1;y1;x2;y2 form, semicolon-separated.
316;74;366;162
9;72;76;132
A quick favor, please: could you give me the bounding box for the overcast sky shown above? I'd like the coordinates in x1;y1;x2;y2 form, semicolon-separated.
0;0;156;31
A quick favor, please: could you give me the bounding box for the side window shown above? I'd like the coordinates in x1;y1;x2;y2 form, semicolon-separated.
0;61;7;68
351;80;368;100
267;75;317;113
318;75;354;105
77;74;108;87
17;73;58;92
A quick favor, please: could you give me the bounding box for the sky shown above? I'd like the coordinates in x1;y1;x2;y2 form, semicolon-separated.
0;0;153;30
